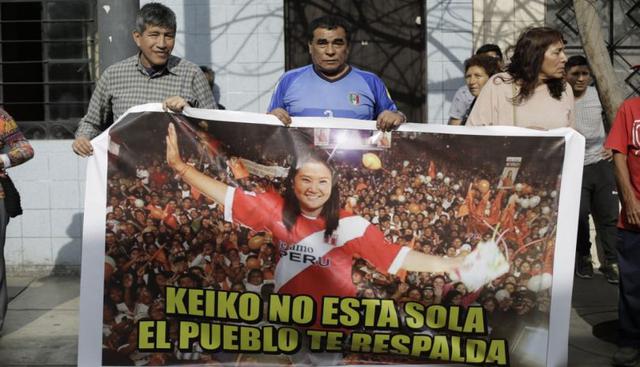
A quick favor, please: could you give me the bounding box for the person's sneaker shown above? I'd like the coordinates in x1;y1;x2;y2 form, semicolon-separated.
575;255;594;278
603;263;620;284
613;346;640;366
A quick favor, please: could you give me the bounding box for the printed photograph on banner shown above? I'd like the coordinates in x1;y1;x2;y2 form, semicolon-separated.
100;112;565;366
314;128;330;146
497;156;522;189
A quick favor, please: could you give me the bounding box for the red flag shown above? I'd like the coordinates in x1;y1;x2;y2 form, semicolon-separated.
487;190;505;224
456;183;474;218
500;201;516;232
474;191;491;218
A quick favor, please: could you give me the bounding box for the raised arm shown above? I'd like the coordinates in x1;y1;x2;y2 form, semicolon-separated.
166;123;229;204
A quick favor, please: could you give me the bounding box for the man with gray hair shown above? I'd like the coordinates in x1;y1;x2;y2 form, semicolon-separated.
72;2;215;156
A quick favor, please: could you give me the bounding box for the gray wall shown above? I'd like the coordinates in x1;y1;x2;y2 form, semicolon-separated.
426;0;474;125
8;141;84;275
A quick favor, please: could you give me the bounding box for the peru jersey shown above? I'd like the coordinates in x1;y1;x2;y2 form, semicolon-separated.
224;188;410;301
267;65;398;120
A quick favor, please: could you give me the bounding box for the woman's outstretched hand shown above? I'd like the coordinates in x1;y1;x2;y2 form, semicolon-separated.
165;124;229;204
166;123;185;171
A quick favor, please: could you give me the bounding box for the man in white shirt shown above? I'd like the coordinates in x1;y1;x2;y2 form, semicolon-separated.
565;55;619;284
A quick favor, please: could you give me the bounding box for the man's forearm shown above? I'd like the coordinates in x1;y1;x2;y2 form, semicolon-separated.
75;120;102;140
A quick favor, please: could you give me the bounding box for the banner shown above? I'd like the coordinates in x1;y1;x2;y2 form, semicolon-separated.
79;104;584;367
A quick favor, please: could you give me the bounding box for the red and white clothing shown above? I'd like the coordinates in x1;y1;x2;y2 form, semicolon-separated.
224;187;410;303
605;97;640;231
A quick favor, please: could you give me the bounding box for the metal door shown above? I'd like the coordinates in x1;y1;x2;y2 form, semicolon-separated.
285;0;426;123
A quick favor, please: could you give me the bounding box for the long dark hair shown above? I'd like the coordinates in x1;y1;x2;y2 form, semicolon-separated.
503;27;566;104
282;149;340;241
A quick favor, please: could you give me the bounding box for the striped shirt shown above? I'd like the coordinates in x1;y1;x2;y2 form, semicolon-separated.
0;108;34;198
75;54;216;139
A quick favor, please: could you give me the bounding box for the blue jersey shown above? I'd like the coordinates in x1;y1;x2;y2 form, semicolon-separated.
268;65;398;120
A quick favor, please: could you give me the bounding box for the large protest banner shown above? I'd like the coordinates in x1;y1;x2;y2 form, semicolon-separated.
78;104;584;366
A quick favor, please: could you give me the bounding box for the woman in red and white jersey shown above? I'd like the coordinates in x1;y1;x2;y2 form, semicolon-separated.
165;123;495;311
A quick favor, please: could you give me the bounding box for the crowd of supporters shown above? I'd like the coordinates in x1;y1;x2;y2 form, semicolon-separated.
102;124;561;365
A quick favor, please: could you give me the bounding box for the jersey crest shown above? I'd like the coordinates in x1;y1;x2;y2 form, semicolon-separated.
348;92;361;106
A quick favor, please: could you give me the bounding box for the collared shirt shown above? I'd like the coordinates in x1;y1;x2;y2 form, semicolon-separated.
0;108;34;199
268;64;398;120
75;54;215;139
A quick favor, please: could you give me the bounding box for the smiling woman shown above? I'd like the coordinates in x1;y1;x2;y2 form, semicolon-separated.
467;27;575;130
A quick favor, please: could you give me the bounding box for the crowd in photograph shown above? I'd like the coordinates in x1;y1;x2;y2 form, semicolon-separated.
101;123;561;365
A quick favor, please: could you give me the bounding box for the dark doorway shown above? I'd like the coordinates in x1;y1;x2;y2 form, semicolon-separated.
1;2;45;123
0;0;96;139
285;1;426;123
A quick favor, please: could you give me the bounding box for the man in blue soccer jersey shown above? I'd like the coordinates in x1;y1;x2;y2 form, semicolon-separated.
268;15;406;131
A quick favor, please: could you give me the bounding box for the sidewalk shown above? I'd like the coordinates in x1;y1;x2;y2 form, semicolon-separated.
1;275;79;366
568;273;619;366
0;272;620;366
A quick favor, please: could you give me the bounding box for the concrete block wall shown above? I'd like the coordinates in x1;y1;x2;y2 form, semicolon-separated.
426;0;474;125
8;141;84;275
472;0;546;54
141;0;285;113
